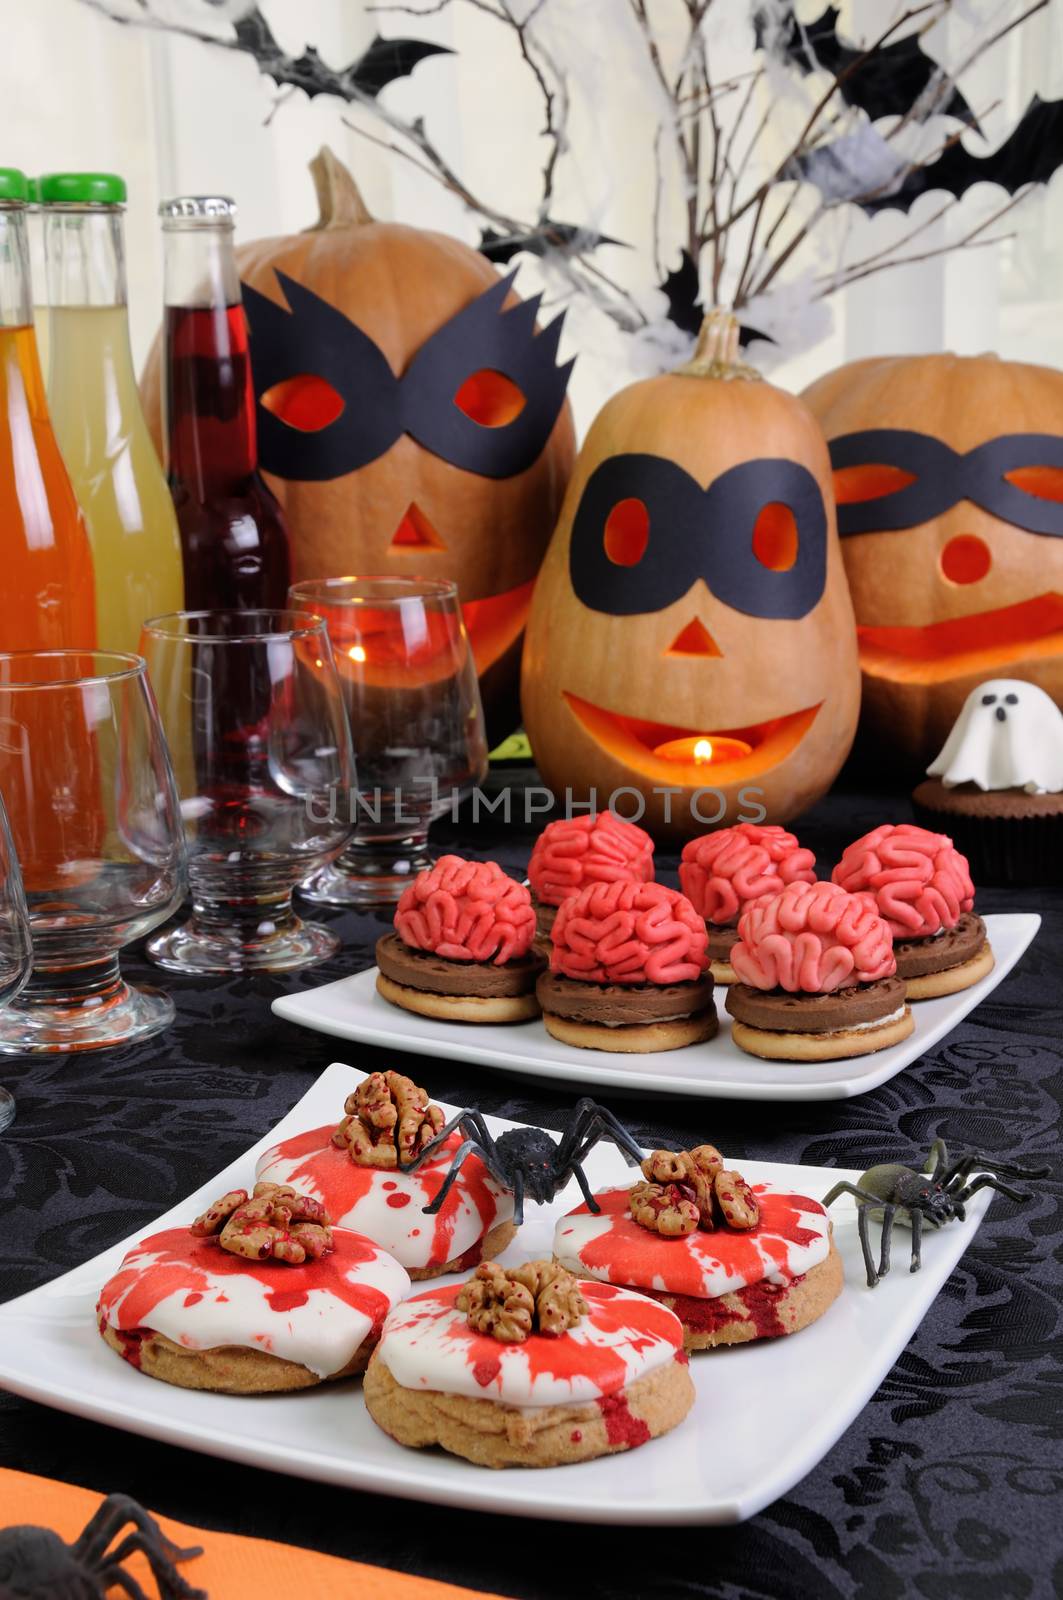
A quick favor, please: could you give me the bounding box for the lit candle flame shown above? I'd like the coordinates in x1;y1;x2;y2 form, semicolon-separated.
348;644;367;663
693;738;713;764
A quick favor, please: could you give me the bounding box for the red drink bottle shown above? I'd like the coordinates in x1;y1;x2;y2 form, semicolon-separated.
159;196;290;610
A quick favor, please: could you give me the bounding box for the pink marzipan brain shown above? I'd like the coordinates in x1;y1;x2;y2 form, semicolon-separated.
550;880;708;986
831;823;975;938
731;880;896;994
527;811;655;908
679;823;816;925
395;855;535;965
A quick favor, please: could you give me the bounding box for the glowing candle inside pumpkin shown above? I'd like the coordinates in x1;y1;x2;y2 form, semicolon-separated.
652;734;753;764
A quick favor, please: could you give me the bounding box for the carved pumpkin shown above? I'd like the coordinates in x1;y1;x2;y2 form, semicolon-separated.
141;149;576;744
521;314;861;842
803;352;1063;772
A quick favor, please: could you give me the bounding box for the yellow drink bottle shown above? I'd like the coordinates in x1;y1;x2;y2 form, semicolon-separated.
43;172;184;655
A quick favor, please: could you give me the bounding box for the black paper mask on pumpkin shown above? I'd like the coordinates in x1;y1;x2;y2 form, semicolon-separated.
831;429;1063;537
242;269;573;482
568;453;828;619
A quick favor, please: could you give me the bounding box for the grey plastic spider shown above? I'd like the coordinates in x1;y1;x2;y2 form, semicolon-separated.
0;1492;206;1599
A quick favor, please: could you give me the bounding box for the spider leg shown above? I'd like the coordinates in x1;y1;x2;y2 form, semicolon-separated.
397;1110;494;1174
72;1496;201;1568
570;1159;601;1213
553;1099;603;1166
96;1569;153;1600
876;1205;897;1281
510;1168;525;1229
924;1139;948;1179
940;1153;1049;1189
856;1202;879;1288
420;1139;485;1215
571;1104;646;1168
103;1531;207;1600
953;1174;1032;1206
909;1207;923;1273
821;1180;886;1209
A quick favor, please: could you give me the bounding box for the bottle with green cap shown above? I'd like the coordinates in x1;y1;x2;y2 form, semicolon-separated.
0;165;97;652
41;171;184;654
22;176;50;374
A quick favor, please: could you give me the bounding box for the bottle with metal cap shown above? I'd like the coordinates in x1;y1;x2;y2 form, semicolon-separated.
0;165;96;652
42;171;184;655
159;194;291;610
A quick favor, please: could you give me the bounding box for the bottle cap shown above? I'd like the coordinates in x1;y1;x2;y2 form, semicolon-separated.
158;196;236;226
26;176;38;203
38;172;127;206
0;168;29;204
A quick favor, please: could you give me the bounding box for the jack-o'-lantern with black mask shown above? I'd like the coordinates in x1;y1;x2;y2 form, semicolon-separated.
521;313;861;842
141;150;576;745
804;351;1063;773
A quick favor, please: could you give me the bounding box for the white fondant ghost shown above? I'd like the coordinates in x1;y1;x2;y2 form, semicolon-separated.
927;680;1063;794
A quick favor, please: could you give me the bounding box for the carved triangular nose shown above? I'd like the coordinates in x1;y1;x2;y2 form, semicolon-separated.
390;502;447;551
665;618;721;658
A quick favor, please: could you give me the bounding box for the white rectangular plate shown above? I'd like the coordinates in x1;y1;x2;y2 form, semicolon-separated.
0;1063;992;1525
272;913;1038;1101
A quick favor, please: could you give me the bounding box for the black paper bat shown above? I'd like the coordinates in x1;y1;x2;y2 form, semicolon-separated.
231;7;450;102
755;3;979;131
479;223;627;264
659;250;774;347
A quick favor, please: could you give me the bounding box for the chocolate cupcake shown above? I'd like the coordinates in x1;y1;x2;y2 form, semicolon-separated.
526;811;654;937
912;679;1063;886
726;880;913;1060
679;823;816;983
833;823;993;1000
376;855;545;1022
536;879;716;1053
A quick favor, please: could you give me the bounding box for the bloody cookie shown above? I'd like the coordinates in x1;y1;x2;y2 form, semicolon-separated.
679;823;816;983
527;811;654;935
363;1259;693;1468
725;879;914;1060
553;1150;842;1351
256;1071;517;1280
376;854;545;1022
832;822;993;999
97;1182;411;1393
536;879;716;1053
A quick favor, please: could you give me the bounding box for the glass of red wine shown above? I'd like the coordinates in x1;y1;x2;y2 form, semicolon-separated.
140;610;355;972
288;577;489;905
0;788;32;1128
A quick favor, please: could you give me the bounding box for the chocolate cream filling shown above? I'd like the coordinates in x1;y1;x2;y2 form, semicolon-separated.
375;932;546;998
536;970;715;1026
707;925;740;962
892;912;987;979
726;975;906;1034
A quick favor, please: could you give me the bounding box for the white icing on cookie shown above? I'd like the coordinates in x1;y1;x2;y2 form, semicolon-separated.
377;1280;683;1407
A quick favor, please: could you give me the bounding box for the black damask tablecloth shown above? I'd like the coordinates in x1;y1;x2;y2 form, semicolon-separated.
1;784;1060;1600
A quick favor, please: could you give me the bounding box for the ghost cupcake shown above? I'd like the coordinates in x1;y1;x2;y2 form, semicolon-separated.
725;879;913;1059
832;822;993;999
527;811;655;936
912;678;1063;886
679;822;817;983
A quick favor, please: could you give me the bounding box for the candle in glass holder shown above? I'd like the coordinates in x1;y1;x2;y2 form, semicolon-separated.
652;734;753;766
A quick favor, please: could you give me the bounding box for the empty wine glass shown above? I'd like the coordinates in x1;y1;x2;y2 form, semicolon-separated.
289;577;488;905
0;787;32;1125
0;651;185;1054
141;610;355;972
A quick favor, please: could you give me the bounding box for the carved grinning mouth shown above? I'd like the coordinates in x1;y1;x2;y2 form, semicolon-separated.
562;693;821;782
462;580;537;673
858;593;1063;684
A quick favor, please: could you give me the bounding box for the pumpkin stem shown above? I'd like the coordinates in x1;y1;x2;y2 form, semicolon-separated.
308;146;374;230
675;309;760;382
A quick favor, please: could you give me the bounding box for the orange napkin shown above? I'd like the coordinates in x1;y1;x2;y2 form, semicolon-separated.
0;1469;511;1600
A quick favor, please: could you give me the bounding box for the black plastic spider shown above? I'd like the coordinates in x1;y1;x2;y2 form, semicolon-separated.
0;1492;206;1599
398;1097;645;1223
823;1138;1049;1288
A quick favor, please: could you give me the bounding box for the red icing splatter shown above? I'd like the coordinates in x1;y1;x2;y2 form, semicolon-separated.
568;1186;824;1297
642;1276;803;1339
454;1239;486;1272
472;1357;502;1388
386;1193;412;1209
570;1430;582;1443
98;1311;144;1369
596;1392;651;1449
99;1226;393;1345
264;1126;502;1269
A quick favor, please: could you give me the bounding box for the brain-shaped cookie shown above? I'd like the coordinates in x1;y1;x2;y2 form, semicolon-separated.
395;855;535;965
528;811;655;908
550;880;708;986
831;823;974;938
731;880;896;994
679;823;816;925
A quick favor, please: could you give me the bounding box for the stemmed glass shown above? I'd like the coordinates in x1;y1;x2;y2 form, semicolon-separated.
140;610;355;972
0;651;185;1054
0;788;32;1126
289;577;488;906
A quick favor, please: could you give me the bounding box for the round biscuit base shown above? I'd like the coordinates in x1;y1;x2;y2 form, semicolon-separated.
376;972;541;1024
100;1322;370;1394
903;942;994;1001
542;1008;719;1054
709;960;737;986
664;1236;844;1351
730;1005;915;1061
363;1350;694;1468
407;1219;518;1282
